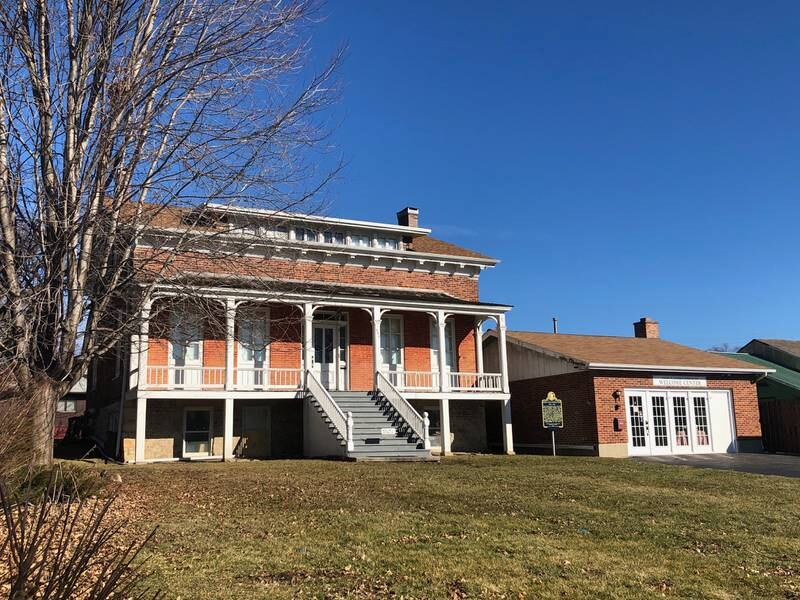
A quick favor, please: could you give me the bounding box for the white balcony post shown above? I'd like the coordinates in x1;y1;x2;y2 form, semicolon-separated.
134;396;147;463
502;398;515;455
223;396;234;460
436;310;449;392
225;298;236;391
422;411;431;450
440;398;451;456
302;303;314;383
132;299;152;390
474;317;484;387
346;411;354;452
371;306;383;388
498;313;510;394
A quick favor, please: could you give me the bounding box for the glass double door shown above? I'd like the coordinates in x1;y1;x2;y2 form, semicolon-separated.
626;390;713;456
312;323;347;390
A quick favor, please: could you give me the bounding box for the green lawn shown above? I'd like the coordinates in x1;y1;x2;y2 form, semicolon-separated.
110;456;800;599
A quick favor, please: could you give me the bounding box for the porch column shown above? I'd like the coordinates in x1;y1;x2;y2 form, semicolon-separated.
302;303;314;379
497;313;510;394
474;317;484;374
440;398;451;456
501;398;514;455
224;298;236;391
131;299;152;390
223;396;234;460
371;306;383;387
436;310;449;392
134;396;147;463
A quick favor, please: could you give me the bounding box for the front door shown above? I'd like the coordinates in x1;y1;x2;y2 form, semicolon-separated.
627;390;724;456
313;324;337;390
627;393;651;456
241;406;271;458
183;408;212;457
170;313;202;387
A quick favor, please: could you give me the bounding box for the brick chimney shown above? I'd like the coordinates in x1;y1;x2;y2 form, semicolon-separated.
633;317;659;339
396;206;419;228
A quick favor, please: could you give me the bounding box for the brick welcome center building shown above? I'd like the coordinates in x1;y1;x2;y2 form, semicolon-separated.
483;318;771;458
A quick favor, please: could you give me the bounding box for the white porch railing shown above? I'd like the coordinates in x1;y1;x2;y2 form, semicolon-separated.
234;367;303;390
376;371;430;449
146;366;226;389
306;370;353;452
449;372;503;392
383;370;438;392
382;370;504;393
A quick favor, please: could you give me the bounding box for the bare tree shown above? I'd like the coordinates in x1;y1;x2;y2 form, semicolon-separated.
0;0;342;465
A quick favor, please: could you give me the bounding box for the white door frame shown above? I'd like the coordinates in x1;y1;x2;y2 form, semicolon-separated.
237;309;270;389
626;388;732;456
381;314;405;373
430;316;457;372
312;321;346;391
169;311;203;387
183;406;213;458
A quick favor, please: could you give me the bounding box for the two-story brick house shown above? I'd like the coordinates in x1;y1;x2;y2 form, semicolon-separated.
89;206;513;462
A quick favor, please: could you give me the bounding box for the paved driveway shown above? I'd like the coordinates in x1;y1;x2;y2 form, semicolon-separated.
637;453;800;478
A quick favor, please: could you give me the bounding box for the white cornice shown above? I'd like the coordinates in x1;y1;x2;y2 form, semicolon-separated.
204;203;432;236
137;230;496;275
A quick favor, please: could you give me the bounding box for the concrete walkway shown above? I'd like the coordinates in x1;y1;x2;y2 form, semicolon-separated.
637;453;800;478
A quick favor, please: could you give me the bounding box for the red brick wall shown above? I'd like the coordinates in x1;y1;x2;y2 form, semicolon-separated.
509;372;598;448
403;312;432;372
135;248;479;301
592;372;762;445
454;315;477;372
348;308;373;390
268;304;301;369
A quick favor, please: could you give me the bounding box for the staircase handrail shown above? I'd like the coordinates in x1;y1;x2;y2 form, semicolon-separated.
376;370;430;450
306;370;354;452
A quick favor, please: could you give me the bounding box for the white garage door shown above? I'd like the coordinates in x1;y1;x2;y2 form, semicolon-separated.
626;389;736;456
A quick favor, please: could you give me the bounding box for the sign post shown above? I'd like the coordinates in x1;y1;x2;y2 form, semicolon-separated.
541;391;564;456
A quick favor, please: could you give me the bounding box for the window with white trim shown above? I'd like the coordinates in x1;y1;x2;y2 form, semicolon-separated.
295;227;319;242
380;316;403;370
323;230;346;245
350;234;370;248
170;312;202;364
57;399;77;413
238;315;267;366
430;319;456;371
376;237;399;250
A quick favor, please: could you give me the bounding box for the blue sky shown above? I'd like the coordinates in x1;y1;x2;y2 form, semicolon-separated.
310;1;800;349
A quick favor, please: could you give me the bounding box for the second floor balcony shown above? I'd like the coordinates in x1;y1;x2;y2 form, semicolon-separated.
132;287;511;398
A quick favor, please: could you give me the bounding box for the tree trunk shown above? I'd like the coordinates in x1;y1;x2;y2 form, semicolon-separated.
30;380;60;466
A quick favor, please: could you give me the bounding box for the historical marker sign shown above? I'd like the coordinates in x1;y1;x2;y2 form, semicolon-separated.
542;391;564;430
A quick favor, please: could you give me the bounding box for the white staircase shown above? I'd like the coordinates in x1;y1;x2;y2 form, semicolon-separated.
305;371;434;461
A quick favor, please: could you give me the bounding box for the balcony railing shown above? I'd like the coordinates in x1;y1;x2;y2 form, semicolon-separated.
146;366;226;390
381;370;504;393
144;366;303;390
449;371;503;392
143;366;502;393
384;370;438;392
234;367;303;390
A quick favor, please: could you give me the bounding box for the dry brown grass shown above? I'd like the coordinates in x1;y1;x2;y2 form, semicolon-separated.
94;455;800;599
